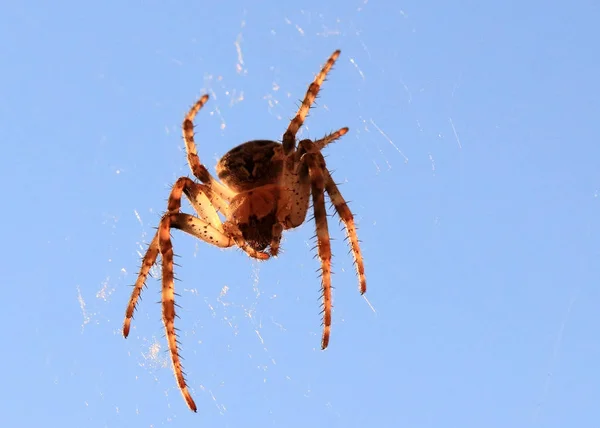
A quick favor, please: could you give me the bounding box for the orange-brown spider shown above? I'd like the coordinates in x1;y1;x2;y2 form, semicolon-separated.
123;50;366;412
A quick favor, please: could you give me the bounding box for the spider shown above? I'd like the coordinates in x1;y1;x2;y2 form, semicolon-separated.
123;50;366;412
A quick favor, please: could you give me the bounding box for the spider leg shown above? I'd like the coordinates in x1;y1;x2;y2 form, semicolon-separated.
299;141;366;295
123;177;229;335
183;94;236;200
166;177;267;259
157;212;197;412
280;50;342;230
169;213;235;247
305;153;333;349
282;50;341;155
123;232;159;338
156;207;269;412
123;176;239;413
127;176;204;412
309;127;349;152
322;163;367;295
159;211;263;413
183;178;231;221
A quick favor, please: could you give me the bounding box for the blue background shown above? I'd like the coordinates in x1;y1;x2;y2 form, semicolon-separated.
2;1;599;426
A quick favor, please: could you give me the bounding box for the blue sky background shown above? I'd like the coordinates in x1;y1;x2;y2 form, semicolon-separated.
1;1;599;427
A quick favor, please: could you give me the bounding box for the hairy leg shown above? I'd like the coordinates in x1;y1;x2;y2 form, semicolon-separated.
183;178;231;223
182;94;235;200
122;177;229;336
157;212;197;411
305;153;333;349
123;177;237;413
297;140;366;295
307;127;349;152
321;162;367;295
122;232;159;337
282;50;341;155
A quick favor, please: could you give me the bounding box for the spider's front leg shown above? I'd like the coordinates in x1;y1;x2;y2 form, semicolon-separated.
123;177;231;337
183;94;236;202
123;177;239;413
282;50;341;155
122;233;159;337
156;211;197;412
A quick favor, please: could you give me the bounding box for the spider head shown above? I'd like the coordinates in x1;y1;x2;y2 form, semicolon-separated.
216;140;284;193
238;211;277;251
229;185;281;252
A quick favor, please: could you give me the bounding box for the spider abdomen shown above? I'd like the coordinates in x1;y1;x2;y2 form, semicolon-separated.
216;140;284;192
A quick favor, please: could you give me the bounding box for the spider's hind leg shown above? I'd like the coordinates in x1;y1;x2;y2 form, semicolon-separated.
304;153;333;349
322;166;366;295
302;147;367;350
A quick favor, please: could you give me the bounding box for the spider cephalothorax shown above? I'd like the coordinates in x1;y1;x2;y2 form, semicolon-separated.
123;50;366;412
218;141;285;251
